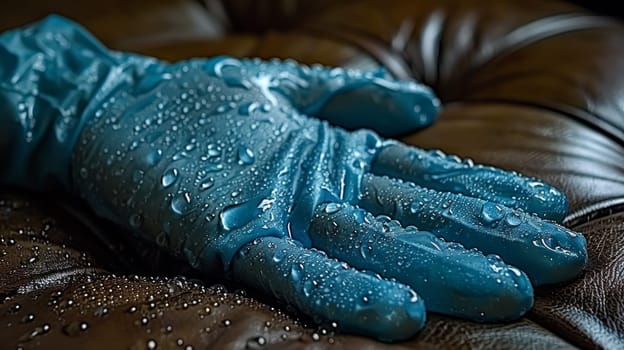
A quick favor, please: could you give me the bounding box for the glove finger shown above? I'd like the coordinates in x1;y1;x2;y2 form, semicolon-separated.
308;74;440;137
359;174;587;286
230;236;425;342
203;57;439;137
371;143;568;222
309;202;533;322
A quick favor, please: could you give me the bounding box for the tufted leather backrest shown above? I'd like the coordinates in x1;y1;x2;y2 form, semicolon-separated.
1;1;623;348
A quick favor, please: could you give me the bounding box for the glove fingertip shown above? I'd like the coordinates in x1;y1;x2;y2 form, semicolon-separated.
231;237;426;342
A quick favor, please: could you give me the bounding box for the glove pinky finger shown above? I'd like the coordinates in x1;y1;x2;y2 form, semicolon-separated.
231;236;425;342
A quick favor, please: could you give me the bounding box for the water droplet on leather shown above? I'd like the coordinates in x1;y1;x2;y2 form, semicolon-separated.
21;314;35;323
94;306;109;317
10;303;21;312
161;168;179;188
147;339;158;349
127;306;137;313
480;202;504;224
246;336;267;348
21;324;50;341
62;321;88;337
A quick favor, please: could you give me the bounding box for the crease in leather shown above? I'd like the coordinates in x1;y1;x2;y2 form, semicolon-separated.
472;13;622;68
460;97;624;148
464;14;624;146
301;24;414;80
534;102;624;149
419;9;445;87
306;12;624;151
390;19;415;53
531;212;624;349
565;199;624;226
530;304;621;350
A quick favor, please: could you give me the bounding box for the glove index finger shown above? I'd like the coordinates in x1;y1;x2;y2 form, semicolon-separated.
230;236;426;342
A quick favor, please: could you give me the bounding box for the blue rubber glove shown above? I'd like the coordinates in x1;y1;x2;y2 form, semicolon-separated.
0;16;588;341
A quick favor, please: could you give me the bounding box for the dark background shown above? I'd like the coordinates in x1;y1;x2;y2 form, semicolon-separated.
571;1;624;19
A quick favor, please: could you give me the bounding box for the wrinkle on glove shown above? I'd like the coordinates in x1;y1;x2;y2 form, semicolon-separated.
0;15;160;190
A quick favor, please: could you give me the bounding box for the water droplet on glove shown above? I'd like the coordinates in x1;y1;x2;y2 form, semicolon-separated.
480;202;504;224
237;146;255;165
171;192;192;215
161;168;179;188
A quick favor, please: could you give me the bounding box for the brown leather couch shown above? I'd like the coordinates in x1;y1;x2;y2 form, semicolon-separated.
1;0;623;348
